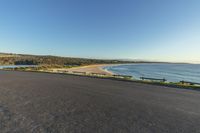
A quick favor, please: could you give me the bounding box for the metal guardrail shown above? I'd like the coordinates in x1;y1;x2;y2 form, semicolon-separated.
180;81;200;85
57;70;68;73
72;71;86;74
113;75;132;79
91;73;106;76
140;77;166;82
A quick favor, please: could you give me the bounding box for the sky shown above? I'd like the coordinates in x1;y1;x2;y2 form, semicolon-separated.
0;0;200;63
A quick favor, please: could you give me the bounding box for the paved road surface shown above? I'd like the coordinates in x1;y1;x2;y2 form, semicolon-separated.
0;71;200;133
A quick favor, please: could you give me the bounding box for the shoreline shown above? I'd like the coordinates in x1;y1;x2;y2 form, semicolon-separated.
3;63;200;88
51;64;117;76
2;65;200;90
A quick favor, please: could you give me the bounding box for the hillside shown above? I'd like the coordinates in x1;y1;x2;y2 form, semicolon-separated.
0;53;133;66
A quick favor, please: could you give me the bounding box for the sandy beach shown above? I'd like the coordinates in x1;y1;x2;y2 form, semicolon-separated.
52;64;114;76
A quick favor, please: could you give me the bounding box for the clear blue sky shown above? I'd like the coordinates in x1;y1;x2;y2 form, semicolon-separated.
0;0;200;63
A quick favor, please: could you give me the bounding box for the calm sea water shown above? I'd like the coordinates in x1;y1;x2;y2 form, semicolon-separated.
104;63;200;83
0;65;37;69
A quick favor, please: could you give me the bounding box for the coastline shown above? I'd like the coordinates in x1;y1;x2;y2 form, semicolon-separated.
2;64;200;89
51;64;117;76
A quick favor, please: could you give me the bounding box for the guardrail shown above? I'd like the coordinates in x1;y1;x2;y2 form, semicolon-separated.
57;70;68;73
180;81;200;85
113;75;132;79
72;71;87;75
140;77;166;82
91;73;106;76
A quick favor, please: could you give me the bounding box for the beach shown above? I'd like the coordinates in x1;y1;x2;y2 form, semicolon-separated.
52;64;114;76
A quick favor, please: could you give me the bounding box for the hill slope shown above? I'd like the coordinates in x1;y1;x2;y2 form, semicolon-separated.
0;53;133;66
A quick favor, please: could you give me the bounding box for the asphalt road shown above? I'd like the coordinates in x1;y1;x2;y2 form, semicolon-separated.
0;71;200;133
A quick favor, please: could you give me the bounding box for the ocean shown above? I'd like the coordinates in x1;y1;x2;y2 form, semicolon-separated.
103;63;200;83
0;65;37;69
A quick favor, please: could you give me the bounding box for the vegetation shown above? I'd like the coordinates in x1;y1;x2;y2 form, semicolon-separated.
0;53;134;66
